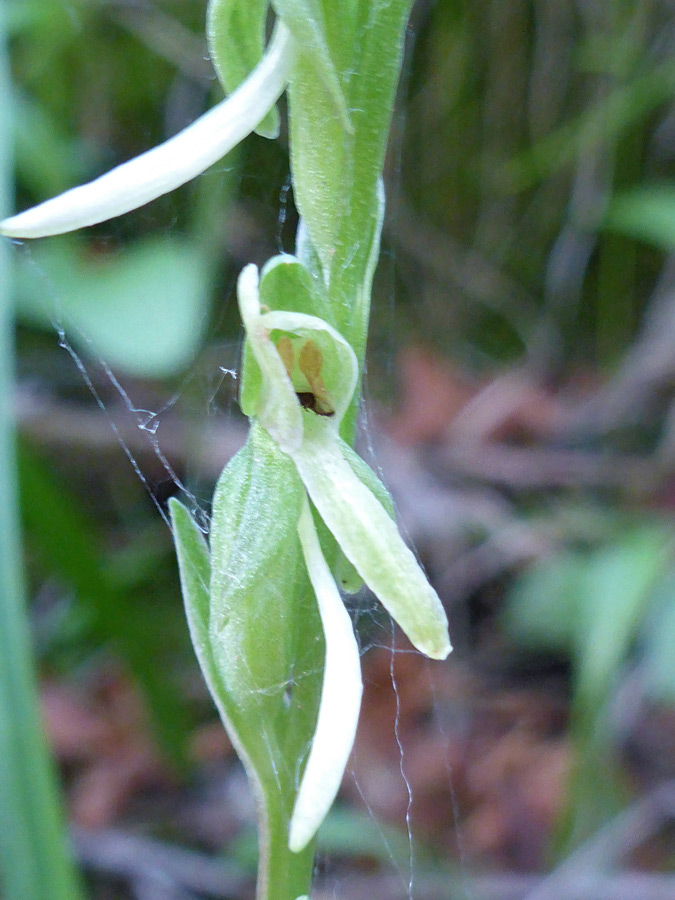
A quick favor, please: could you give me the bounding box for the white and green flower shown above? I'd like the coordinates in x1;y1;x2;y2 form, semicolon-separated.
236;260;451;852
2;6;451;860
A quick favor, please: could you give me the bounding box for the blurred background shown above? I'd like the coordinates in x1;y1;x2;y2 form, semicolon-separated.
4;0;675;897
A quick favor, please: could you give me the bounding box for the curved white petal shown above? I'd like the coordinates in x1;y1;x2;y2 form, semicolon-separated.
1;24;295;238
237;264;303;453
289;498;363;853
293;429;451;660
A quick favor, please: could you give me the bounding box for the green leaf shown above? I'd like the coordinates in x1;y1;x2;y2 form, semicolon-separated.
573;528;669;710
503;553;583;654
0;7;84;895
605;183;675;250
169;497;218;700
14;91;89;198
207;0;279;138
641;571;675;703
171;431;322;900
15;237;210;378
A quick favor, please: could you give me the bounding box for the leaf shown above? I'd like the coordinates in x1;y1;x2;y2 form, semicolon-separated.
502;553;583;654
642;571;675;703
171;443;322;899
169;498;224;717
573;528;669;710
0;11;84;892
605;183;675;250
14;91;89;198
14;237;210;378
171;490;279;793
207;0;279;138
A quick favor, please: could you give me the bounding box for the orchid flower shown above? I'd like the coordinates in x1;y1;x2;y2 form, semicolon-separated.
0;23;295;239
3;0;450;873
236;260;451;852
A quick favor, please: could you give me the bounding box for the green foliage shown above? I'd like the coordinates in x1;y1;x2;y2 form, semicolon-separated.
15;237;211;377
19;442;192;764
642;573;675;702
0;7;84;898
606;184;675;250
287;0;410;364
504;524;673;848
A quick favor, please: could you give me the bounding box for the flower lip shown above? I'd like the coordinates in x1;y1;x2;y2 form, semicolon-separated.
289;497;363;853
0;23;295;239
260;309;358;425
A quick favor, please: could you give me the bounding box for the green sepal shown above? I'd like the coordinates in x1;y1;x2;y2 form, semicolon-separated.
259;253;331;321
341;439;395;518
206;0;280;138
240;254;322;422
334;441;395;594
293;424;451;660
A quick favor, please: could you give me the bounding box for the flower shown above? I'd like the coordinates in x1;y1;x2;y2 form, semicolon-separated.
237;260;451;852
4;12;452;854
0;23;295;239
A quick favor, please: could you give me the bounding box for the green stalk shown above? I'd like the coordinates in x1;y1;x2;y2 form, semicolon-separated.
262;797;315;900
0;8;85;899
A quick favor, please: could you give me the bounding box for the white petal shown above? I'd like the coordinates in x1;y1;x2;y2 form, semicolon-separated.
237;264;303;453
293;429;451;660
289;498;363;853
1;24;295;238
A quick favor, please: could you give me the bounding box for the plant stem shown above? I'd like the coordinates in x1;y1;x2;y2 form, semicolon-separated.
261;802;315;900
0;8;85;899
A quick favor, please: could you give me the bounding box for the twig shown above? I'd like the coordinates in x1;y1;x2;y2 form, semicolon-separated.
333;870;675;900
71;826;251;899
521;781;675;900
434;440;662;492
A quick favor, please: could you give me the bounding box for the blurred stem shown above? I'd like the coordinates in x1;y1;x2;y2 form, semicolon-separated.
0;9;85;900
596;231;636;367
